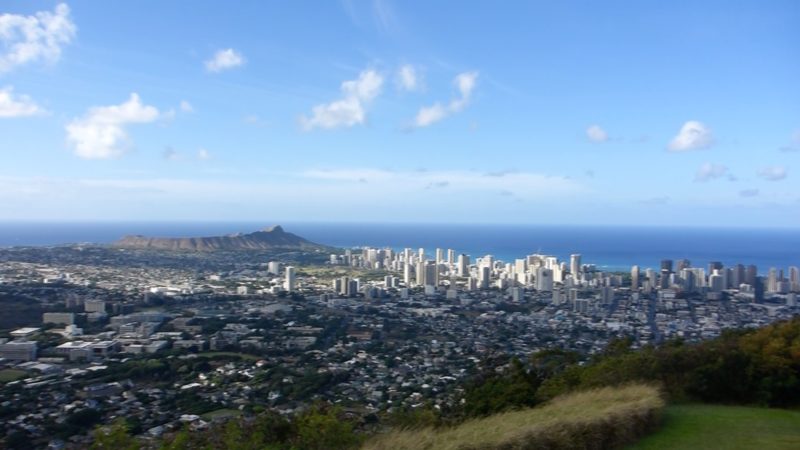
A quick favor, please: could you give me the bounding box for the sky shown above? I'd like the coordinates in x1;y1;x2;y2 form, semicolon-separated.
0;1;798;226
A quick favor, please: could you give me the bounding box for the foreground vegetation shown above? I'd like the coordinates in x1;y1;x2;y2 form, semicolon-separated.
86;318;800;449
628;404;800;450
461;316;800;417
363;384;663;450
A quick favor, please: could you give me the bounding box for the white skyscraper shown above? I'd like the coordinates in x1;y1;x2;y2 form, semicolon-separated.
267;261;281;275
570;254;582;277
435;248;444;265
403;263;412;286
285;266;296;291
457;254;469;277
631;265;640;290
416;260;426;287
536;267;553;291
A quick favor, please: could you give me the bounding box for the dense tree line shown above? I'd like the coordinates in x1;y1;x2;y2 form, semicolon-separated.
462;317;800;418
91;404;361;450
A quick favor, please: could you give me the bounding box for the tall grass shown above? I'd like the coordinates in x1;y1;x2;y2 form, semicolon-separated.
363;384;664;450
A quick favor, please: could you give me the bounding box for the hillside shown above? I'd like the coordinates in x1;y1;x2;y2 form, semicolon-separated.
113;225;329;251
628;404;800;449
362;384;664;450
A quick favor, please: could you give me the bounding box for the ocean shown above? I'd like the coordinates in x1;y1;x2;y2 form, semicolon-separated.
0;222;798;273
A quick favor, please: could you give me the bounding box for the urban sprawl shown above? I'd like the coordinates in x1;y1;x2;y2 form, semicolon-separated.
0;244;798;448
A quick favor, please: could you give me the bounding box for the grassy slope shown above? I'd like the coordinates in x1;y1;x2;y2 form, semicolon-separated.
0;369;27;383
628;404;800;450
363;384;663;450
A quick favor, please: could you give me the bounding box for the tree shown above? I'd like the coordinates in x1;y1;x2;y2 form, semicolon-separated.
90;419;139;450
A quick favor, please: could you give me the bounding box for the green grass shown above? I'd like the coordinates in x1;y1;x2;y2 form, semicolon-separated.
0;369;27;383
628;404;800;450
202;408;243;421
363;384;664;450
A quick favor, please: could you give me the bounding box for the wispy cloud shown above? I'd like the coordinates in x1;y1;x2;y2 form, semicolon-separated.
397;64;421;92
300;69;384;130
694;162;729;182
0;3;76;73
205;48;245;73
412;71;478;128
0;86;46;117
586;125;608;143
301;167;582;197
668;121;714;152
739;189;759;197
757;166;788;181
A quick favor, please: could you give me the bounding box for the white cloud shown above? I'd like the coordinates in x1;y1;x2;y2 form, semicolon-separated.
757;166;787;181
204;48;244;72
65;93;162;160
414;103;447;128
300;69;384;130
694;163;729;182
197;148;211;160
0;3;76;73
179;100;193;113
397;64;420;92
586;125;608;143
0;86;45;117
668;120;714;151
412;71;478;128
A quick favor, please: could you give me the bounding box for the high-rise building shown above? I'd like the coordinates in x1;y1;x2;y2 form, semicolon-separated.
732;264;745;288
754;276;765;302
425;262;438;287
600;286;614;305
660;259;673;272
416;261;426;287
709;274;724;292
768;267;779;293
789;266;800;292
447;249;456;265
267;261;281;275
708;261;723;276
457;254;469;277
479;266;490;289
403;263;412;286
631;265;640;290
745;265;758;286
285;266;296;291
676;259;691;271
535;267;553;291
570;254;581;277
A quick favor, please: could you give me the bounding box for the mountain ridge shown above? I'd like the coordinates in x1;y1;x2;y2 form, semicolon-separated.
113;225;328;251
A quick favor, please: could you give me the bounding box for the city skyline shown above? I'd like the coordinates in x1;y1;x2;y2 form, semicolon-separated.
1;1;799;226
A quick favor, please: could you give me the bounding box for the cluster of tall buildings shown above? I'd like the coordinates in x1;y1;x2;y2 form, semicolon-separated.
330;248;609;295
330;248;799;304
632;259;800;301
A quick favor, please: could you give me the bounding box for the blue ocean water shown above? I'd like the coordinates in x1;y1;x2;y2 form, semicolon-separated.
0;222;798;273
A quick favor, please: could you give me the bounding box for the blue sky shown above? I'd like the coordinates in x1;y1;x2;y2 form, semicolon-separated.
1;1;798;226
